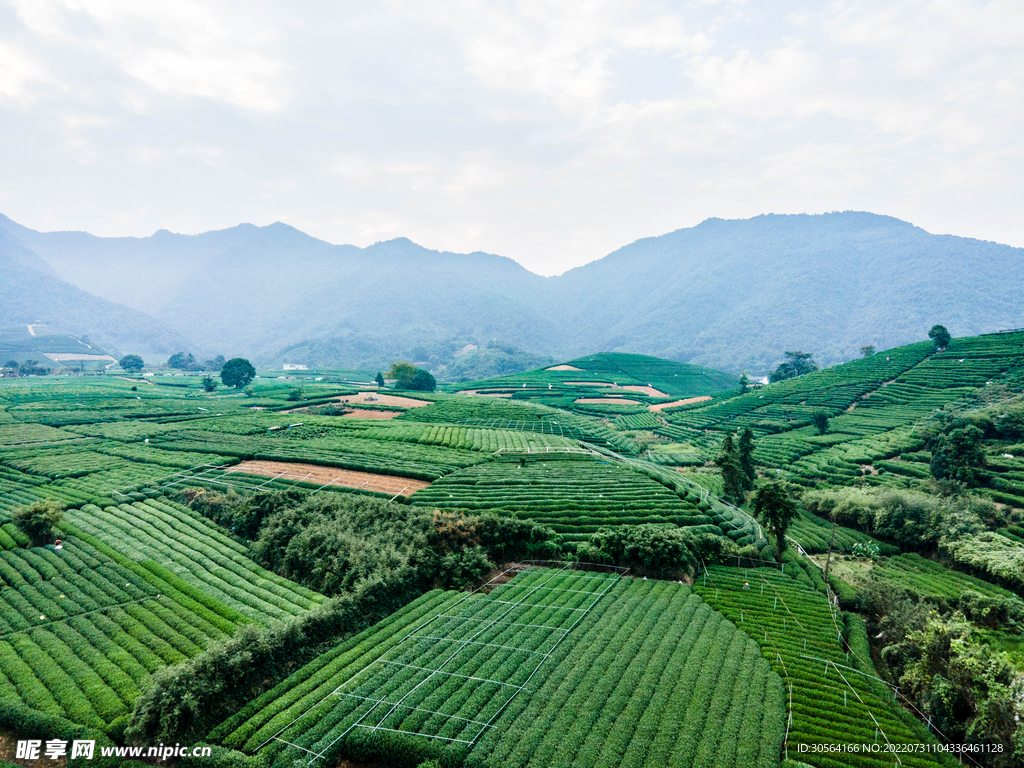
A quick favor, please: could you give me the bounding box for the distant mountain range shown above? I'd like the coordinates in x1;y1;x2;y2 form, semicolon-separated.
1;211;1021;374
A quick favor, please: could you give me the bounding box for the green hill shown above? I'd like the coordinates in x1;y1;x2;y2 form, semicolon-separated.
452;352;737;400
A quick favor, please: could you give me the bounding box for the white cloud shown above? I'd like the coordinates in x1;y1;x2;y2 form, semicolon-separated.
0;0;1021;273
8;0;289;111
0;41;49;104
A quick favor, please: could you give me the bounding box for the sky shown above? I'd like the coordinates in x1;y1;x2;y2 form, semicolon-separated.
0;0;1021;276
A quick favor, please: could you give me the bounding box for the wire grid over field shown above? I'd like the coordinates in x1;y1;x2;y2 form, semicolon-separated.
263;564;625;762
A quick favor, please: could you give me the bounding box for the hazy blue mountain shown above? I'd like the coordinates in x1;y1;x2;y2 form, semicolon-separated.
2;211;1021;374
0;229;192;357
548;212;1024;371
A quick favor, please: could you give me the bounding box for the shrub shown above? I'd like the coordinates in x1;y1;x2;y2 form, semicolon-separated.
13;500;66;546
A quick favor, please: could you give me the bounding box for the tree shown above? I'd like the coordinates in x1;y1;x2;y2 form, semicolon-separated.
221;358;256;389
753;482;798;555
930;424;986;486
119;354;144;374
860;345;876;358
738;371;750;394
201;376;217;392
738;428;756;488
167;352;196;370
928;324;951;350
813;411;829;435
769;351;818;383
716;433;746;503
375;372;385;388
389;362;436;391
14;500;65;546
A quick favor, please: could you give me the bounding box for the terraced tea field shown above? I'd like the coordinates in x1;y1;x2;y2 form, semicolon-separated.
215;566;785;768
409;454;716;543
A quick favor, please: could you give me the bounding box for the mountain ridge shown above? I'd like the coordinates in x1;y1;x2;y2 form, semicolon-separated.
1;211;1021;374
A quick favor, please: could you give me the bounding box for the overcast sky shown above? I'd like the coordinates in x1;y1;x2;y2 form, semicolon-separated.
1;0;1021;275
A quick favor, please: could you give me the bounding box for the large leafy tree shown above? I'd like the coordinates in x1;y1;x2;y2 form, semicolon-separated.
389;362;436;391
753;481;798;555
221;357;256;389
769;351;818;383
928;324;952;350
930;423;986;486
119;354;144;374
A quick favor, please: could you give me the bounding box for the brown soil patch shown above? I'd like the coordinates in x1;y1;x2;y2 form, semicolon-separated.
649;396;712;412
343;409;402;419
335;393;430;407
546;364;583;371
574;397;643;405
617;385;669;397
226;461;430;496
457;389;514;397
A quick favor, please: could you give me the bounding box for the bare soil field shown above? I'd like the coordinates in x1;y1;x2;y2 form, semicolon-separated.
336;393;431;407
545;364;583;371
617;385;669;397
457;389;514;397
649;395;712;412
343;409;402;419
574;397;643;405
226;460;431;496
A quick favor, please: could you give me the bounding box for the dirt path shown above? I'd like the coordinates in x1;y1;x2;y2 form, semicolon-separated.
649;395;712;412
226;461;431;496
546;364;583;371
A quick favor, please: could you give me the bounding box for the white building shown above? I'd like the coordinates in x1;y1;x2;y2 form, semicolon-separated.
282;363;308;371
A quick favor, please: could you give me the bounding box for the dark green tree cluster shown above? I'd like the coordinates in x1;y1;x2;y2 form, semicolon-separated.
574;524;727;578
930;421;986;486
803;486;988;552
167;352;226;372
2;359;50;377
860;345;876;358
389;361;436;391
768;351;818;383
860;587;1023;764
201;376;216;392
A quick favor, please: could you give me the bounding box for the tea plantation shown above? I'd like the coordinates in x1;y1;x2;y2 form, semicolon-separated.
1;331;1022;766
